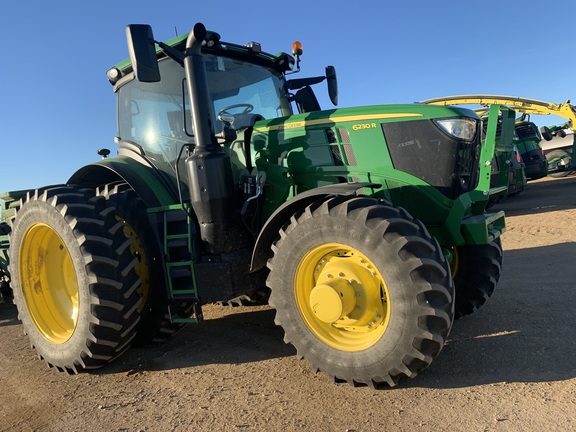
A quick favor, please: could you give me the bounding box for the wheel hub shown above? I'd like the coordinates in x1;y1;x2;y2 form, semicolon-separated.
295;243;390;351
310;279;356;323
445;246;459;279
117;216;149;313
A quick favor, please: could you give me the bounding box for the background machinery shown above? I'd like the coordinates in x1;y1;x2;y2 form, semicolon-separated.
0;23;511;387
513;117;547;181
422;96;532;204
423;95;576;178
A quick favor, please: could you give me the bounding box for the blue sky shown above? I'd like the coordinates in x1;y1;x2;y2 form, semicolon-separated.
1;0;574;193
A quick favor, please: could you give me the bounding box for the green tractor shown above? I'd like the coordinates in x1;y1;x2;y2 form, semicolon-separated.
540;122;574;177
513;117;548;181
0;23;511;387
482;115;527;205
488;144;526;206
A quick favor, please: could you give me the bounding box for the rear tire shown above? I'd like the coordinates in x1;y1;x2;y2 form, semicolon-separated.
451;238;503;319
97;182;193;344
9;186;141;372
267;196;454;387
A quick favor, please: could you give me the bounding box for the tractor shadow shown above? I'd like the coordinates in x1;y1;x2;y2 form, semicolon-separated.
0;301;20;328
411;242;576;389
103;241;576;391
492;175;576;217
99;305;295;376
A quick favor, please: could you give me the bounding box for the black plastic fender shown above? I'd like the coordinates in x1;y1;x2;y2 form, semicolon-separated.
250;182;380;272
67;155;178;208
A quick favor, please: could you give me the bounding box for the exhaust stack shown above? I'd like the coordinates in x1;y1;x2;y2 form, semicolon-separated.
184;23;234;254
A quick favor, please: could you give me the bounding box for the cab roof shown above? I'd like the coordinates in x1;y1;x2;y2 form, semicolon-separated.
111;29;294;83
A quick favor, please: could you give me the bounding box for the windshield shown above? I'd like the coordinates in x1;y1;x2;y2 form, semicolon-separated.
117;54;291;170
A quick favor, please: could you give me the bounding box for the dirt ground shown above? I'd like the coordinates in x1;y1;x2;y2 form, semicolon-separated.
1;175;576;432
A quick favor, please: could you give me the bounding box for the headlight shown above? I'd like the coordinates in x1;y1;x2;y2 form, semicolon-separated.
434;118;477;141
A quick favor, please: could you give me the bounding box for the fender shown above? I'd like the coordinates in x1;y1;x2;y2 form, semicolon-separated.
250;182;380;272
67;155;179;208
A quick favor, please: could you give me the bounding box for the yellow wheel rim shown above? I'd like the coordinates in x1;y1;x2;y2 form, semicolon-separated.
446;247;459;279
19;223;78;344
117;217;149;313
295;243;390;352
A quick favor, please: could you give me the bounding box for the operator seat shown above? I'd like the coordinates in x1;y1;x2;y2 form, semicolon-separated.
293;86;321;113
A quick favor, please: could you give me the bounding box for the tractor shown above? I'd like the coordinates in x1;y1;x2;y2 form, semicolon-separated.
0;23;511;387
539;123;574;178
513;117;547;181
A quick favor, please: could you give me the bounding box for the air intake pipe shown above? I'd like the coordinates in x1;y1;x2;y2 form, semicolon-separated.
184;23;234;254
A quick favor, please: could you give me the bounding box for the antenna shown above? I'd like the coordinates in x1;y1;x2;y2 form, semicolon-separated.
174;26;178;37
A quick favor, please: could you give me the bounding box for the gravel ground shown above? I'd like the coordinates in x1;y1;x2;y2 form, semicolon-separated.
1;175;575;432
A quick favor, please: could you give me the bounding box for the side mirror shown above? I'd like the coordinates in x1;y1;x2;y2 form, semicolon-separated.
326;66;338;106
126;24;160;82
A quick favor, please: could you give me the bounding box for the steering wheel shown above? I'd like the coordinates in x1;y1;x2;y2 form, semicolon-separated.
218;103;254;118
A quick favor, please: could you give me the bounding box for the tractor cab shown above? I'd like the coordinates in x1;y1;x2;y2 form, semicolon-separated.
113;53;290;184
107;27;337;199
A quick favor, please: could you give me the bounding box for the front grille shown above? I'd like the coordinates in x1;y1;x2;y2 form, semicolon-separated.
382;119;480;199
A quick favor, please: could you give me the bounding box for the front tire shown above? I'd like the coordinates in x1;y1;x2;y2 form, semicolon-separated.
9;186;142;372
267;196;454;387
451;238;503;319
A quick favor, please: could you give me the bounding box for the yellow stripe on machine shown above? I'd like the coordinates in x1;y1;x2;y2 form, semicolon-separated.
256;113;423;132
